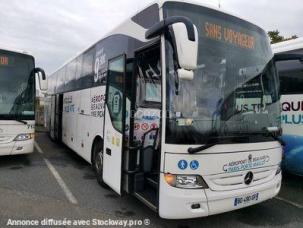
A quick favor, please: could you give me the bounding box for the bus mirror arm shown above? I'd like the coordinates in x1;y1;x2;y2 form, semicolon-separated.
145;16;196;41
34;67;48;92
34;68;46;80
146;16;198;76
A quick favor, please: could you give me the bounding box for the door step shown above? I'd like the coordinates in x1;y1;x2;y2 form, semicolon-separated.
146;177;158;189
133;189;158;212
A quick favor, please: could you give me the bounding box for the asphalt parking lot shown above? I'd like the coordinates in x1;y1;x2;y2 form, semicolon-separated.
0;131;302;227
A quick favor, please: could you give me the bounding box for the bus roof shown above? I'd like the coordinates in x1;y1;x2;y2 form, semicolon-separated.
272;37;303;54
156;0;250;22
49;0;265;77
0;46;32;56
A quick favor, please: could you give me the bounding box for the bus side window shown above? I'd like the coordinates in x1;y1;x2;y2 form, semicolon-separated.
106;56;125;132
277;60;303;94
135;46;161;107
133;45;161;143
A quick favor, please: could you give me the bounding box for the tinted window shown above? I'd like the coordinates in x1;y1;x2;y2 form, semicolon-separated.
81;48;94;78
106;56;125;132
164;2;280;144
278;59;303;95
0;50;35;118
131;4;159;29
79;48;94;88
75;56;83;81
57;68;66;93
136;45;161;107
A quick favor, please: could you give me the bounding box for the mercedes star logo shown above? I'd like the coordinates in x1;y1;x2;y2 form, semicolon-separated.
244;171;254;185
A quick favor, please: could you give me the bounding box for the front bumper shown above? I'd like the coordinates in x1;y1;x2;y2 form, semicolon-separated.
159;173;282;219
0;139;34;156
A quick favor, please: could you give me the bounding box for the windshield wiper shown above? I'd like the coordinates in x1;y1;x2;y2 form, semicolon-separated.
15;119;28;125
188;136;221;154
187;134;265;154
11;114;28;125
188;143;217;154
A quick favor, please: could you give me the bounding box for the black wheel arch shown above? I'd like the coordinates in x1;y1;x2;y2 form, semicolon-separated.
91;136;103;164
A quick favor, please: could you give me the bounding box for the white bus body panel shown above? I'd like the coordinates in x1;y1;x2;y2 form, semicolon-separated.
272;37;303;54
78;89;91;159
159;141;282;219
0;120;35;156
62;91;80;152
281;94;303;136
62;86;106;163
102;106;123;194
159;173;281;219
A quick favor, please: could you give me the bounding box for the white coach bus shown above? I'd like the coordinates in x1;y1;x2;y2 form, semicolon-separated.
272;38;303;176
0;48;46;156
46;0;292;219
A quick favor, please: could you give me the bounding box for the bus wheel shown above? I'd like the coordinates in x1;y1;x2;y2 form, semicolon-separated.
92;141;107;188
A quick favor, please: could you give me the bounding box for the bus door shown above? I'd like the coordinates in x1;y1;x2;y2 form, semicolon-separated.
55;94;63;142
50;94;63;141
130;43;161;210
103;55;126;194
50;95;56;140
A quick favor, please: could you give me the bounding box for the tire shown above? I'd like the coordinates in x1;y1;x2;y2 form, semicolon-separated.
92;140;108;188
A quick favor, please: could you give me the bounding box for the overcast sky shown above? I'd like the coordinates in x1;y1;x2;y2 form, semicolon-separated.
0;0;302;74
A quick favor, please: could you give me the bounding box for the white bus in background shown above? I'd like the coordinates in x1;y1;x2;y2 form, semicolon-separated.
0;48;46;156
272;38;303;176
46;0;293;219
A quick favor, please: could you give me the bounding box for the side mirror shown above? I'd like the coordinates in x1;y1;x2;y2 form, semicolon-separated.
146;16;198;81
172;23;198;72
34;67;48;92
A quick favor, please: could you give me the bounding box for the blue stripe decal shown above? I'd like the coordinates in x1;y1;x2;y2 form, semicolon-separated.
282;134;303;175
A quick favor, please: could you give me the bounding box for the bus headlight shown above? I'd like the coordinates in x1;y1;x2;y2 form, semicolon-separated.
14;133;34;141
164;173;208;189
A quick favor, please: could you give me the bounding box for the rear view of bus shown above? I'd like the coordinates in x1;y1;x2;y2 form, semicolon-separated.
0;48;46;156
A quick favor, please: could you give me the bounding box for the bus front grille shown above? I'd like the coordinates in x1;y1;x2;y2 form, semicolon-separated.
0;136;14;143
204;167;277;191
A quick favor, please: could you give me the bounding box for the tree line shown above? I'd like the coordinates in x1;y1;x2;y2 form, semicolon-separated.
268;30;298;44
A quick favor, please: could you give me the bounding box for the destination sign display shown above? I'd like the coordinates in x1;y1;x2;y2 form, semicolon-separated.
0;56;9;66
204;22;256;49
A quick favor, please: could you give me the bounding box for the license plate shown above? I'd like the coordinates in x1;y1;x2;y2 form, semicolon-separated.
234;193;259;206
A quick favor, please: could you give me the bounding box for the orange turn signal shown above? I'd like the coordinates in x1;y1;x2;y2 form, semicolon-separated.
164;173;176;186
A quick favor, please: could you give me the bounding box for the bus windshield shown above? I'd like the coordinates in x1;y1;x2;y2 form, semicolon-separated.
164;2;280;144
0;50;35;119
